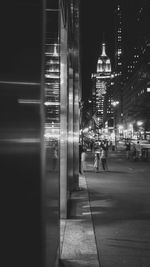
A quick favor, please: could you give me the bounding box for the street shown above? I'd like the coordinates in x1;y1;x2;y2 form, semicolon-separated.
84;148;150;267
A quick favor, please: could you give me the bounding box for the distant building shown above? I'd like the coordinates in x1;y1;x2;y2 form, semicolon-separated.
113;0;150;138
91;42;113;130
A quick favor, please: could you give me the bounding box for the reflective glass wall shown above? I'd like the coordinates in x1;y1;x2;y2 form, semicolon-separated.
0;1;80;266
42;0;60;266
0;1;42;267
60;0;80;219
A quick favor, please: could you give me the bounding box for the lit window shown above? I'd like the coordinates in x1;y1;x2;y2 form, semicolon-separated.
147;88;150;92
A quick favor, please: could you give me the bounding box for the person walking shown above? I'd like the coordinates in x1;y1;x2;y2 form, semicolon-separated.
94;143;100;172
52;141;58;170
79;143;87;174
81;146;86;174
79;143;84;174
131;143;137;161
125;139;131;159
100;145;108;171
136;140;141;160
112;140;115;151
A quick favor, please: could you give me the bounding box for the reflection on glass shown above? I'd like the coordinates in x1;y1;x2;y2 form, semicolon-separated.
43;3;60;266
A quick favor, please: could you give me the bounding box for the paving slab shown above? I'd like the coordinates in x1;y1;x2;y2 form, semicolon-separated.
60;174;100;267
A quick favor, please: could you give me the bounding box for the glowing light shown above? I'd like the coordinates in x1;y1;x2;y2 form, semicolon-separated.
44;102;60;106
137;121;143;126
129;123;133;128
0;81;40;86
18;99;40;104
118;125;124;130
111;100;119;107
1;138;40;143
83;128;89;133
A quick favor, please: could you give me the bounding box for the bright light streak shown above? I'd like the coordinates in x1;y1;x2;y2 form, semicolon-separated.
44;102;60;106
18;99;40;104
0;81;40;86
0;138;40;143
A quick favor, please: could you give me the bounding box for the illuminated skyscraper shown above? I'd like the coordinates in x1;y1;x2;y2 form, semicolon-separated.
114;0;150;84
113;0;124;123
114;2;123;78
92;42;112;128
113;0;150;138
113;0;150;122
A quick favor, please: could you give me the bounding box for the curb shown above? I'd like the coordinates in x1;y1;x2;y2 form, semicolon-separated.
60;174;100;267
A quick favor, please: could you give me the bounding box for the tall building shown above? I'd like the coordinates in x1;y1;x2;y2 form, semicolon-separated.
0;1;81;267
113;0;150;125
113;0;150;81
122;0;150;139
123;63;150;139
123;0;150;82
114;1;123;78
113;0;150;139
113;0;124;123
91;42;112;130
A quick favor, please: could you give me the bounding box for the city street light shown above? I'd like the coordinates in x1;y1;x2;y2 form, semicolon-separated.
111;100;120;149
111;100;119;107
137;121;143;126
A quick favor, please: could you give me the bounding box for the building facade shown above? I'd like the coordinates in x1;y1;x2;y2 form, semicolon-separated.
113;0;150;139
91;42;112;132
0;1;81;267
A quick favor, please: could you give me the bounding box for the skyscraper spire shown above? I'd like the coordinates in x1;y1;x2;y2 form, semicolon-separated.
97;41;111;73
101;43;107;57
101;32;106;56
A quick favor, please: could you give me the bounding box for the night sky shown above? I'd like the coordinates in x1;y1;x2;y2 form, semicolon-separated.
80;0;115;100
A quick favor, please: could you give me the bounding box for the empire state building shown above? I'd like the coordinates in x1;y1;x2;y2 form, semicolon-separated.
92;42;112;128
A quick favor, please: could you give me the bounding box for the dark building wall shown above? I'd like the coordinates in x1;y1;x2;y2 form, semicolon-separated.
41;0;60;266
0;1;43;267
123;63;150;131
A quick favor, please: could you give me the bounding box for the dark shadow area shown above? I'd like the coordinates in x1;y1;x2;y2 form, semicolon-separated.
88;189;150;226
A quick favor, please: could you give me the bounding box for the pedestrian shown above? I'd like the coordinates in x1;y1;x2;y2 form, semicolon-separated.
100;145;108;171
94;144;100;172
136;140;141;160
52;141;58;170
112;140;115;151
131;143;136;161
81;146;86;174
108;140;112;151
90;141;94;152
125;139;131;159
79;143;83;174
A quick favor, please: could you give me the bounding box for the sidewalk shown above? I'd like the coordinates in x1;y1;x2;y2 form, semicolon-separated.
60;174;100;267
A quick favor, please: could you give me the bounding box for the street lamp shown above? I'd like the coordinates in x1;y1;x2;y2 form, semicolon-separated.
111;100;119;107
111;100;120;149
137;121;143;127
